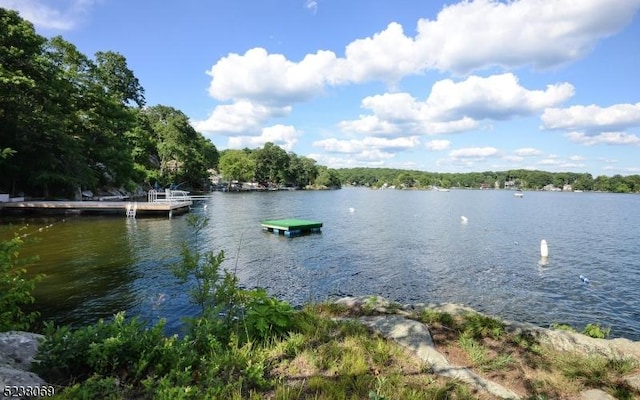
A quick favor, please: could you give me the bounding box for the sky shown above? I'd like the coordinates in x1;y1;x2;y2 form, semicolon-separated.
3;0;640;177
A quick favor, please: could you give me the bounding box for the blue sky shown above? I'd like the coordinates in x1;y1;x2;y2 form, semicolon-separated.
3;0;640;176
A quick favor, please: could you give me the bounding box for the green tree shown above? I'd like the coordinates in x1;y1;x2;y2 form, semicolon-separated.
314;166;341;188
219;150;255;183
253;142;289;185
0;233;42;331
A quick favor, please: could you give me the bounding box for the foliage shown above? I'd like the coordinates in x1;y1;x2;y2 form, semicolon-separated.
337;167;640;192
218;149;256;183
218;143;325;189
243;288;297;341
0;10;218;196
550;322;576;332
459;312;505;339
581;323;611;339
0;232;42;331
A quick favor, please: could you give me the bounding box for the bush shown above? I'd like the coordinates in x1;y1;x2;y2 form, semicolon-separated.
582;323;610;339
0;232;42;331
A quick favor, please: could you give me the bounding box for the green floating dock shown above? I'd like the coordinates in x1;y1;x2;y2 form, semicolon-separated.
261;218;322;237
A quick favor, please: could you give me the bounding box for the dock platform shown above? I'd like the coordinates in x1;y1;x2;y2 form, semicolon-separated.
0;200;192;218
261;219;322;237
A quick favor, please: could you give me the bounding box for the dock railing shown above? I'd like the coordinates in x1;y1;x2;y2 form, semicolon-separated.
148;189;192;204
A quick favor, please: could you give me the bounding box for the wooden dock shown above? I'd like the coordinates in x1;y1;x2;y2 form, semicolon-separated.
261;219;322;237
0;200;192;218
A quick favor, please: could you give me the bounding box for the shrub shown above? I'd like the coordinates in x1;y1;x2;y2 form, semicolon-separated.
582;323;610;339
0;232;43;331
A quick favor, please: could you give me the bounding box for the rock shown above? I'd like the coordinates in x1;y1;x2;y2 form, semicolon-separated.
354;314;521;399
0;331;43;371
0;366;47;387
0;331;48;397
504;320;640;363
579;388;616;400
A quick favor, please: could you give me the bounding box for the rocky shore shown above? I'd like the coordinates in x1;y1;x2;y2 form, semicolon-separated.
2;296;640;399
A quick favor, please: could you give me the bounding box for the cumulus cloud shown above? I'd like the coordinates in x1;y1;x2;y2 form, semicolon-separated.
313;136;420;154
193;101;291;135
426;140;451;151
339;73;572;136
514;147;542;157
204;0;638;105
227;124;301;151
449;147;500;159
0;0;100;30
415;0;640;74
541;103;640;133
565;131;640;146
206;48;338;105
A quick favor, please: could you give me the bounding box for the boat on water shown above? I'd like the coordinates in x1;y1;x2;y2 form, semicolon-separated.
513;191;524;198
436;187;450;192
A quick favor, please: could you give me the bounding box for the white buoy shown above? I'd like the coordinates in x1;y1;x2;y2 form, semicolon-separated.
580;275;590;284
461;216;468;224
349;207;355;213
540;239;549;258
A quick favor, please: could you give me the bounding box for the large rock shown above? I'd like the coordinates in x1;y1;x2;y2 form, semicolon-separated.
0;331;48;396
503;320;640;362
0;331;43;371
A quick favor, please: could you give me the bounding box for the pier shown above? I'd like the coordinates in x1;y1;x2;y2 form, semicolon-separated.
261;219;322;237
0;190;193;218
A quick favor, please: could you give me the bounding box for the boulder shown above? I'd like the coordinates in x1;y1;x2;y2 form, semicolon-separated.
0;331;43;371
0;331;48;395
579;388;616;400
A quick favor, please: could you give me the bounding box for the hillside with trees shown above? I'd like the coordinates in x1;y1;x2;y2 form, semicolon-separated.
0;9;218;198
338;168;640;193
217;143;341;189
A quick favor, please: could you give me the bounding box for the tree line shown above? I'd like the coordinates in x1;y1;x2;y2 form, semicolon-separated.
338;168;640;193
218;143;341;189
1;9;218;198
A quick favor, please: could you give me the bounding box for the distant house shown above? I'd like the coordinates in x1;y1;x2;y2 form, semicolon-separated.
504;180;516;189
562;184;573;192
479;183;492;190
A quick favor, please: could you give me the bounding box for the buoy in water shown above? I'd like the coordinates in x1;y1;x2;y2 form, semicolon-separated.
580;275;590;284
349;207;355;213
540;239;549;258
461;216;468;224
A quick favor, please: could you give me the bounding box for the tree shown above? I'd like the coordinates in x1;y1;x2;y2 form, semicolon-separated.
219;150;255;183
253;142;289;185
143;105;218;188
314;166;341;189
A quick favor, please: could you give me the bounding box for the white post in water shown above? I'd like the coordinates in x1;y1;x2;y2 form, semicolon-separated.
540;239;549;257
539;239;549;266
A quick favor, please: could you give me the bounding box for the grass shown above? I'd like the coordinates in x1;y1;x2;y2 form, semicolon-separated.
40;299;640;399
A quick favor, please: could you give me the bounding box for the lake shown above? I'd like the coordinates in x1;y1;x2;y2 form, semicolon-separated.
2;188;639;340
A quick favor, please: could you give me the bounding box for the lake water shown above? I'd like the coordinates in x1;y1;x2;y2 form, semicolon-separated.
2;188;639;340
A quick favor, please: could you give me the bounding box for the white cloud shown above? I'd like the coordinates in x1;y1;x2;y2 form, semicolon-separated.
304;0;318;14
204;0;639;106
227;124;301;151
415;0;640;74
514;147;542;157
307;152;393;169
312;136;420;153
426;140;451;151
193;101;291;135
425;74;574;121
502;155;525;163
542;103;640;133
0;0;100;30
339;73;572;136
565;131;640;146
569;155;586;161
206;48;338;105
449;147;500;159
